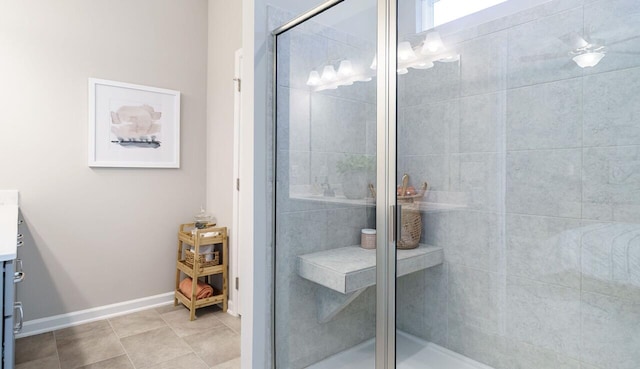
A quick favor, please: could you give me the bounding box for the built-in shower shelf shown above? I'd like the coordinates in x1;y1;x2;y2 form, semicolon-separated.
297;245;443;323
298;244;443;293
290;194;465;213
290;194;376;207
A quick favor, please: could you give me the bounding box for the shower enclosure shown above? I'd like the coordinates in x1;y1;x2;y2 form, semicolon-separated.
272;0;640;368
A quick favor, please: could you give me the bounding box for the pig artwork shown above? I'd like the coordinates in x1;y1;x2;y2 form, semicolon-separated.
110;104;162;148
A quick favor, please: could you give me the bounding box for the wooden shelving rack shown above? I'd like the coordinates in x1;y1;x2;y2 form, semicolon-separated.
174;223;228;320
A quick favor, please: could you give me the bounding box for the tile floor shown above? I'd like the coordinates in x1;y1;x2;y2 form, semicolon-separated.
15;304;241;369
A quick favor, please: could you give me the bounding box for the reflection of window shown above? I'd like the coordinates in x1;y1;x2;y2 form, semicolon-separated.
435;0;507;26
419;0;508;30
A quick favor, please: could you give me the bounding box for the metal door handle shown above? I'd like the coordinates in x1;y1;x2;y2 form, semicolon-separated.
391;204;402;243
14;302;23;333
396;204;402;244
391;205;396;242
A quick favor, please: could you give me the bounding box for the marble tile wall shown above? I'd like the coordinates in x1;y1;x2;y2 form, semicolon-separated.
271;0;640;368
270;6;378;369
397;0;640;368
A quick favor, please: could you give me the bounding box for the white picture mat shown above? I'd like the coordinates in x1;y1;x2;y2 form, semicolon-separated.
88;78;181;168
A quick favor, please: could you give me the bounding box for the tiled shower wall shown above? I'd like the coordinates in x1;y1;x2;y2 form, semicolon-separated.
270;6;378;369
396;0;640;368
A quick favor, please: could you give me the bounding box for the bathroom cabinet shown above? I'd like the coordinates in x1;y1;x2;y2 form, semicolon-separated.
174;224;228;320
0;190;23;369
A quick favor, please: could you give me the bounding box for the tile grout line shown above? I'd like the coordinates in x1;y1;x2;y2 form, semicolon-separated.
121;307;215;368
156;307;210;367
20;307;240;369
219;313;242;335
105;317;137;369
156;306;221;337
157;307;181;338
225;323;241;335
217;319;240;335
57;320;130;369
52;330;62;369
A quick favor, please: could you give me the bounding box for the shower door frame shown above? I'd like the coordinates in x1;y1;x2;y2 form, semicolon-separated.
271;0;399;368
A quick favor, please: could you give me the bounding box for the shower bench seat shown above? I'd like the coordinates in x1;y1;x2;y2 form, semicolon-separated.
297;244;443;322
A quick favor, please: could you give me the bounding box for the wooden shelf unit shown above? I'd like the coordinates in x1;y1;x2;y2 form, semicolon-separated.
174;223;228;320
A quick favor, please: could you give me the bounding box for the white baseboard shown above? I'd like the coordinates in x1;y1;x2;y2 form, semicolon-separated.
16;291;175;338
226;299;240;317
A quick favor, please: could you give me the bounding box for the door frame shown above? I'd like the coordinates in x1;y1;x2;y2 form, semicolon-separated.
270;0;398;367
231;48;244;317
375;0;398;368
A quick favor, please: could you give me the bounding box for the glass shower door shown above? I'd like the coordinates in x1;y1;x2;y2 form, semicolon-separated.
272;1;380;368
395;0;640;368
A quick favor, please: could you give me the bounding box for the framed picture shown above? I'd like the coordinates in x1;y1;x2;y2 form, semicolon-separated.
88;78;181;168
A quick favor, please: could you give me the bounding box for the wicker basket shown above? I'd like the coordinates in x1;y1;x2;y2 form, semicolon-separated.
368;178;429;250
185;248;220;268
398;202;421;249
397;180;429;249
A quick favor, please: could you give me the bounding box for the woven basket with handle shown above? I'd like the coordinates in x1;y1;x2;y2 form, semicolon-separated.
370;177;429;249
397;178;429;249
397;201;422;249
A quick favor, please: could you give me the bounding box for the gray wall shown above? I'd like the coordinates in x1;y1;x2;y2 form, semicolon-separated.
396;0;640;369
0;0;208;320
270;5;379;368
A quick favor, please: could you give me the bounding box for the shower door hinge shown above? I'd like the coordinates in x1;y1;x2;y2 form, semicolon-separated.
233;78;241;92
235;277;239;290
236;178;240;191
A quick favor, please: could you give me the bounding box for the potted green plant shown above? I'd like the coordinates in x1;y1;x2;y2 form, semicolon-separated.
337;155;375;199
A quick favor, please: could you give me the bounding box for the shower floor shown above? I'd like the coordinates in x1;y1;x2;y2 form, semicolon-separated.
307;331;494;369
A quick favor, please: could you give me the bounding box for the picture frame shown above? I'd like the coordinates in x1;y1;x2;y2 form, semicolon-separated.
88;78;181;168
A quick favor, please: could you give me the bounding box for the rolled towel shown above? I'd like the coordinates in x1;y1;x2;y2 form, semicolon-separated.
179;277;214;300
